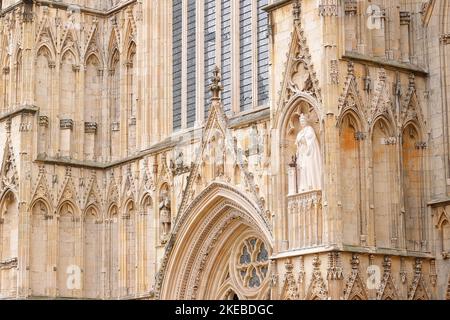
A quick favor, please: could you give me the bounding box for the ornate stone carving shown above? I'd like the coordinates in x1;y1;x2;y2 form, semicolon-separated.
408;258;430;300
170;152;191;176
344;254;368;300
344;0;357;15
330;59;339;84
306;255;328;300
283;259;299;300
327;252;343;280
111;122;120;131
60;119;74;130
39;116;49;127
319;0;338;17
377;256;399;300
0;258;18;270
84;122;98;133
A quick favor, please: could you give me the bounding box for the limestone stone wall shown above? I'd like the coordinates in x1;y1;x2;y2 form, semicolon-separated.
0;0;449;300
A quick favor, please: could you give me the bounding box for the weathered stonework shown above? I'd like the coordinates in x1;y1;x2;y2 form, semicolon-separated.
0;0;449;300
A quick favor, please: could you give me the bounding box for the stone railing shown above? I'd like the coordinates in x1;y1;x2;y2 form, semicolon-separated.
287;190;323;249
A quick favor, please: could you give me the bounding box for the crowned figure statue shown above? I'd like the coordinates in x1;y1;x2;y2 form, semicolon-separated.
295;114;322;192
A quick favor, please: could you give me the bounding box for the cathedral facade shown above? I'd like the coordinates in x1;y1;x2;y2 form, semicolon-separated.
0;0;449;300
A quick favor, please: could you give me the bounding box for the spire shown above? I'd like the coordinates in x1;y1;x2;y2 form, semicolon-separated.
209;66;223;102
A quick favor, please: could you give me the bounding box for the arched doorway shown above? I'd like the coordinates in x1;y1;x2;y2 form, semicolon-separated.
158;183;273;300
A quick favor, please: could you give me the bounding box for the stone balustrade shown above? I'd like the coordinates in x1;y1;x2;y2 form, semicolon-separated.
287;190;323;250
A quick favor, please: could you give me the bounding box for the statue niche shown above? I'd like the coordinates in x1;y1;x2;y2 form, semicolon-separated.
295;114;322;192
287;109;322;195
159;184;171;243
285;105;323;249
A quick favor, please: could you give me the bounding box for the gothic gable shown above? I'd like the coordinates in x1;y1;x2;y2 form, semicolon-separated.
337;62;366;125
30;166;53;206
35;8;56;52
277;1;322;117
401;75;426;129
83;174;102;209
56;169;78;207
121;166;137;204
306;256;328;300
408;259;430;300
177;68;267;220
106;174;120;206
369;69;395;124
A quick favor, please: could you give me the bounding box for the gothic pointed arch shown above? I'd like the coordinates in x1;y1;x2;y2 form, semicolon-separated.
29;199;51;297
0;189;19;297
83;204;101;299
56;200;80;298
156;182;273;300
371;115;397;248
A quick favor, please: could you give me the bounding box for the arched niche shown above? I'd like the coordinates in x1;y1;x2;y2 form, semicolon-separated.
278;97;323;251
126;42;137;155
84;54;103;161
371;117;396;249
436;209;450;258
282;100;321;176
14;49;22;106
60;50;77;119
109;48;121;161
2;55;10;112
107;204;119;298
83;206;101;299
30;200;51;297
140;194;155;292
57;201;79;298
123;199;136;296
35;46;53;156
0;191;19;298
339;111;364;246
402;123;425;251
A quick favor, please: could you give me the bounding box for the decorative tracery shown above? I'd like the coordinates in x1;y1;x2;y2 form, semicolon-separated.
236;237;269;289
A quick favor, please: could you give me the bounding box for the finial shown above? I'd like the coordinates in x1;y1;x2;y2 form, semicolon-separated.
209;66;223;101
293;0;301;21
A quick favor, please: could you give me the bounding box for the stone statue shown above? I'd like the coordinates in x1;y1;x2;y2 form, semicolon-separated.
159;191;171;240
296;114;322;192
